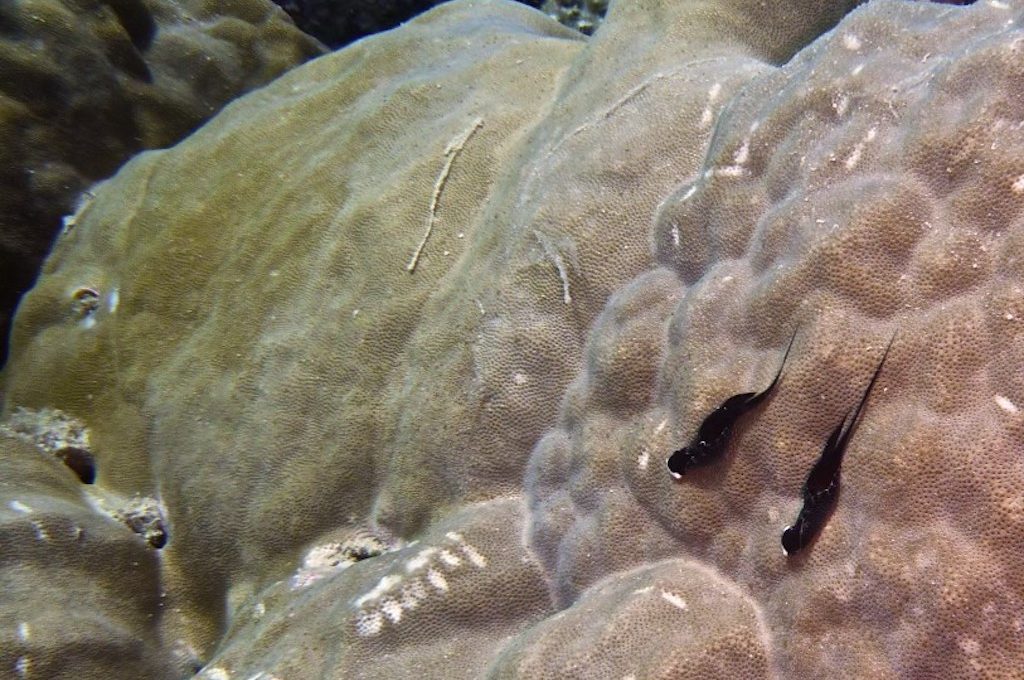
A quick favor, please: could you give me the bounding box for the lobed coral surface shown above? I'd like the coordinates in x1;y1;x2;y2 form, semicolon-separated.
3;0;1024;677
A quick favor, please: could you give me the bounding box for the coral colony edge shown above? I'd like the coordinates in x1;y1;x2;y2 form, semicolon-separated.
3;0;1024;677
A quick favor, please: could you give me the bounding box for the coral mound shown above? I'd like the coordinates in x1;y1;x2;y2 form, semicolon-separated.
4;0;1024;677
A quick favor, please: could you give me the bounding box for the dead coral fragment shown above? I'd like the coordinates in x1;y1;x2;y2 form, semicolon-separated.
292;527;399;589
87;492;169;549
1;406;96;483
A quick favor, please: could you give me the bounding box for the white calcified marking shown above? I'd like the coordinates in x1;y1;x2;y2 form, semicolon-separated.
661;590;689;610
842;33;862;51
15;657;30;678
439;549;462;567
852;63;865;76
427;568;449;592
833;93;849;117
995;395;1019;414
407;117;483;273
681;185;697;201
534;231;574;305
355;610;384;637
459;542;487;568
253;602;265;621
671;223;680;246
633;586;653;595
654;418;668;435
512;373;528;386
714;165;746;178
405;547;439;573
401;582;423;610
9;500;32;514
845;144;863;169
356;574;402;606
733;138;751;165
30;521;48;541
446;532;464;542
959;636;981;655
206;669;230;680
700;83;722;128
17;623;30;641
637;449;650;470
1012;175;1024;193
381;598;403;623
989;0;1010;9
107;288;119;313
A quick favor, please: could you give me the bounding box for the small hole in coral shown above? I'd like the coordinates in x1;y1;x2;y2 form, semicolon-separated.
56;446;96;484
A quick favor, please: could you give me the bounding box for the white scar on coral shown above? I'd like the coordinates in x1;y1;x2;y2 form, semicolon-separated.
660;590;689;610
353;532;488;636
994;395;1019;414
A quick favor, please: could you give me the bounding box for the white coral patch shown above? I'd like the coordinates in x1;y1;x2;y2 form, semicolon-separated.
459;542;487;568
8;501;32;514
355;610;384;637
661;590;688;610
637;448;650;470
427;568;449;592
439;549;462;567
842;33;863;51
995;395;1019;414
381;598;404;623
355;574;402;607
30;521;48;541
406;547;439;572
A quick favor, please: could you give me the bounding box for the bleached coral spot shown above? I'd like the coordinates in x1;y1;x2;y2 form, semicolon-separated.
427;568;449;592
458;541;488;568
660;590;688;610
637;448;650;470
8;500;32;514
355;610;384;637
355;574;402;607
439;549;462;567
381;598;404;623
406;547;439;572
842;33;863;51
994;395;1019;414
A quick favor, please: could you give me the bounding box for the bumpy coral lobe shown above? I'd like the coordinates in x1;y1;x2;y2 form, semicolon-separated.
532;1;1024;677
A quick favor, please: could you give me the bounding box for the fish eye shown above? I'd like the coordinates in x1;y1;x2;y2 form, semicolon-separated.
781;525;800;556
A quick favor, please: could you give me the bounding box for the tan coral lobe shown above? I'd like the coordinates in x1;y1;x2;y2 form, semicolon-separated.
4;0;1024;678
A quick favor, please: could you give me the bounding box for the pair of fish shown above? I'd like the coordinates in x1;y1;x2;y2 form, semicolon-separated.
666;330;895;556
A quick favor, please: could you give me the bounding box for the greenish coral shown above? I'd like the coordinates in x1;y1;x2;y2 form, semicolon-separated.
5;0;1024;677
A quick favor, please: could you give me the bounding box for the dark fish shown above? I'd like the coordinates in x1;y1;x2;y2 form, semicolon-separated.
781;332;895;556
667;329;798;478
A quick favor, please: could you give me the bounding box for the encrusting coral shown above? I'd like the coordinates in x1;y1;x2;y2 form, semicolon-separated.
3;0;1024;677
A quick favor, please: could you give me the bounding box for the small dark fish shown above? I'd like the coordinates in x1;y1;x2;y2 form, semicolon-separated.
781;332;895;556
667;329;798;479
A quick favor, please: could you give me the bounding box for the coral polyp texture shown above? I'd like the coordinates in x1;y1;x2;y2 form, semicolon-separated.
3;0;1024;677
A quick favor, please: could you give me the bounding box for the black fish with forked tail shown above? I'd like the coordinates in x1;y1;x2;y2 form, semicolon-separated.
667;329;798;478
782;332;895;556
